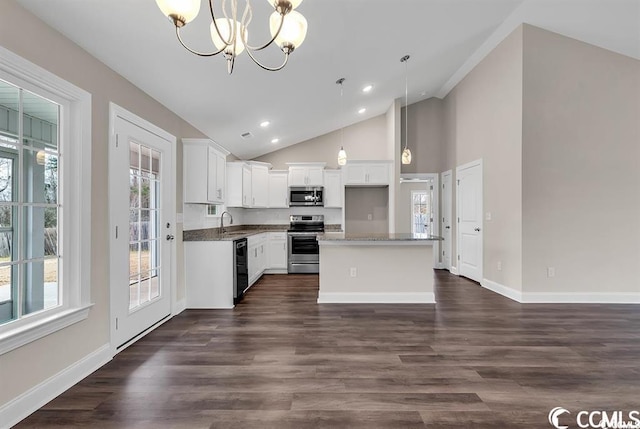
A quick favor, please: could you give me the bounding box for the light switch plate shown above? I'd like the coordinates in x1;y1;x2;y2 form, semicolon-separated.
485;212;492;221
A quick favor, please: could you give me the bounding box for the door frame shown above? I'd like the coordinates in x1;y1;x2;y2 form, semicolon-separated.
440;169;452;271
455;159;483;282
399;173;440;269
108;103;177;355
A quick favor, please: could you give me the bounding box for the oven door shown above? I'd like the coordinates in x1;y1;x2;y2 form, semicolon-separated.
288;233;319;263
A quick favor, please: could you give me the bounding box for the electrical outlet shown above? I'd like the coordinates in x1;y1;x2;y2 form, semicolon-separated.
497;260;502;271
547;267;555;278
485;212;492;221
367;214;373;221
350;267;357;277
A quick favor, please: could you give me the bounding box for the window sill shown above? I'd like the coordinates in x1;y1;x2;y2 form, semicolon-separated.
0;304;93;355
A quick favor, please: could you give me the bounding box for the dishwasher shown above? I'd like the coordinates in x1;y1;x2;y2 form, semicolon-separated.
233;238;248;303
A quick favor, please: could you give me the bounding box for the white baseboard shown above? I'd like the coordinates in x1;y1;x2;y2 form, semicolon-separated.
481;278;640;304
0;343;112;428
173;298;187;316
481;278;523;302
521;292;640;304
450;266;458;275
263;269;288;275
317;292;435;304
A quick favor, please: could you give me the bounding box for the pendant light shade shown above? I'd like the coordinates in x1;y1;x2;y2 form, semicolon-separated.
338;146;347;166
400;54;412;165
401;147;412;165
336;78;347;166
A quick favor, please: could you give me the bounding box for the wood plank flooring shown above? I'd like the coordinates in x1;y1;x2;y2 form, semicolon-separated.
16;271;640;428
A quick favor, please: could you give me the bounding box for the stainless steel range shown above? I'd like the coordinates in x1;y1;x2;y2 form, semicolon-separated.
287;214;324;274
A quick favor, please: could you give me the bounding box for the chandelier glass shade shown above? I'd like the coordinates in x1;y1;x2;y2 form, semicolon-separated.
156;0;308;74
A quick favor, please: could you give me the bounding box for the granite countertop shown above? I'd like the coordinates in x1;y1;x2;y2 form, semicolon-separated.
317;232;443;242
183;224;342;241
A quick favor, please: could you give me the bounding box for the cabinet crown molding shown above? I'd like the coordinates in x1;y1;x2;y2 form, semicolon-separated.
182;138;231;156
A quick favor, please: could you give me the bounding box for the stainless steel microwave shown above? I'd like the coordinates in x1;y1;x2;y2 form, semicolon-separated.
289;187;324;207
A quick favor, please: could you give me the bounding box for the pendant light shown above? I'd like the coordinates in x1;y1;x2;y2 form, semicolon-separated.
400;55;412;165
337;78;347;166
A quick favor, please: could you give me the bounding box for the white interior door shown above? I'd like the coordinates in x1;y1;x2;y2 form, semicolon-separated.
456;160;483;282
441;170;452;270
110;114;174;350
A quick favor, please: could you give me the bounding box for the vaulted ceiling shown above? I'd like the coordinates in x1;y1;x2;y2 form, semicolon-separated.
16;0;640;159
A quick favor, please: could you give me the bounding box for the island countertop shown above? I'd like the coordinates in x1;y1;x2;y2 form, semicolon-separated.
317;231;443;244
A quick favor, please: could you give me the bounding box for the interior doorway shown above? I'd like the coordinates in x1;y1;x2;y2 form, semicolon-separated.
456;160;483;282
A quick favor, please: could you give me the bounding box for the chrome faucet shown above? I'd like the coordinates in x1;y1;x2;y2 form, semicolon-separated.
220;211;233;235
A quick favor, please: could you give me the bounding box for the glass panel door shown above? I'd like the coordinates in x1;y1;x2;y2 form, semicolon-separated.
128;142;161;311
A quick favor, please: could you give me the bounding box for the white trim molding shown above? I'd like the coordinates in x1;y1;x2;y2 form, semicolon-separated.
482;278;640;304
0;45;93;355
317;292;435;304
0;305;93;355
0;344;111;428
481;279;522;302
520;292;640;304
173;298;187;316
450;266;458;275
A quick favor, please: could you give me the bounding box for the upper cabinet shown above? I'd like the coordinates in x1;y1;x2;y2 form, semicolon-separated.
343;161;392;186
323;169;343;208
268;170;289;208
227;161;271;208
227;162;252;207
287;162;326;187
183;138;229;204
249;161;270;208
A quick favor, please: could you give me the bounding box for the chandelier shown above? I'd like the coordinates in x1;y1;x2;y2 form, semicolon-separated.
155;0;308;74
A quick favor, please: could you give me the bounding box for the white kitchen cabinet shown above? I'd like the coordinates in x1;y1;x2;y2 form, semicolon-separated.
226;162;252;207
343;161;391;185
287;162;326;186
183;138;229;204
249;162;270;208
323;169;343;208
266;232;287;272
185;241;234;308
268;171;289;208
248;233;267;286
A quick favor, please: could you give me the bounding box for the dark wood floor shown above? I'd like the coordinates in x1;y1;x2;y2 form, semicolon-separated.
17;272;640;428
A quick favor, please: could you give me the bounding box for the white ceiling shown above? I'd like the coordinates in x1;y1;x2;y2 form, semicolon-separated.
15;0;640;159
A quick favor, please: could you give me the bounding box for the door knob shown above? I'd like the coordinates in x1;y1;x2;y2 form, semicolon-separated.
445;226;450;229
166;234;175;241
474;227;481;232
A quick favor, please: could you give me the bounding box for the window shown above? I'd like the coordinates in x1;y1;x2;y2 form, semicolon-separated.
0;46;92;355
206;204;218;217
411;190;432;237
0;81;61;324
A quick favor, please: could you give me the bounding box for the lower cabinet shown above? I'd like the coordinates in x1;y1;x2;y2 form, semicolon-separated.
185;231;289;308
266;232;287;272
248;233;267;286
185;241;234;309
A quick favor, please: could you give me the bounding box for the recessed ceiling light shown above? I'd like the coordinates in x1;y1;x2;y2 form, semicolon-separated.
271;138;279;144
358;108;366;114
362;85;373;93
260;121;270;127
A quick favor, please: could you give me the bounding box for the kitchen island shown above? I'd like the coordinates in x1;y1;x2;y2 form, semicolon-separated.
317;232;442;304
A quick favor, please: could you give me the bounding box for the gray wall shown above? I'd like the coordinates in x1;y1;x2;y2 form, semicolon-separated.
345;187;389;234
443;25;524;290
522;24;640;295
0;0;206;407
400;97;445;174
254;114;388;169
